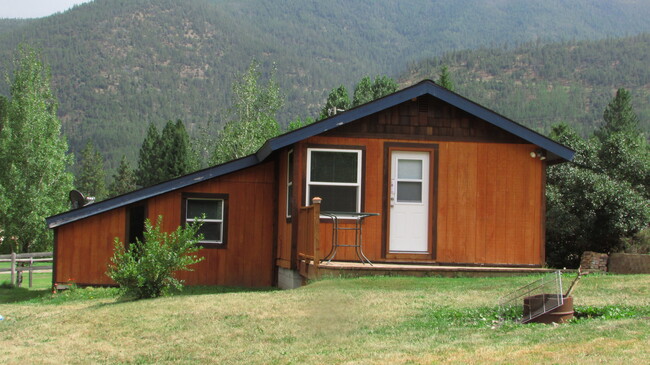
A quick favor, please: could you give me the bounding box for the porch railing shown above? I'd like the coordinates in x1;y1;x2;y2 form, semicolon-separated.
296;197;321;279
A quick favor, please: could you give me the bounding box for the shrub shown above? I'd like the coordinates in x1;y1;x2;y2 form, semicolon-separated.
620;227;650;254
107;215;205;299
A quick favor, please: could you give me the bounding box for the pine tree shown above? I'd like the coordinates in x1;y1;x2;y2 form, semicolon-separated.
595;88;649;195
0;45;74;253
136;122;162;187
597;88;641;140
159;120;192;179
109;156;137;197
437;66;455;91
76;141;107;200
0;95;7;126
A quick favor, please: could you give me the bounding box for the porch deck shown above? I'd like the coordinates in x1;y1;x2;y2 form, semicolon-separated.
299;259;557;280
295;199;556;281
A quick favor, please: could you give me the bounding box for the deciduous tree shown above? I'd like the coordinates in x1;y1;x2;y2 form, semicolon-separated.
546;90;650;268
370;75;398;100
212;60;283;164
0;45;74;253
352;76;373;106
320;85;351;119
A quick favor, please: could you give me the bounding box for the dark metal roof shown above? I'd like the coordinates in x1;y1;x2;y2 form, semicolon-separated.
257;79;574;162
46;79;574;228
46;155;258;228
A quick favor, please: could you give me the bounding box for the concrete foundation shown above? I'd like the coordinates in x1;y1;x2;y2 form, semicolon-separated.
277;267;302;289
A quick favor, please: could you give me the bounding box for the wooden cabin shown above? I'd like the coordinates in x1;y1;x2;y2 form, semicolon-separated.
46;80;574;289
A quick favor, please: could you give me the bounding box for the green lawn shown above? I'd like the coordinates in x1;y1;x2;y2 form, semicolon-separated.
1;274;649;364
0;261;52;290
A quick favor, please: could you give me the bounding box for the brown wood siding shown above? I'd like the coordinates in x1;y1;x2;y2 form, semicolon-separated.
55;207;126;285
325;94;525;144
149;160;276;287
276;149;293;269
300;134;544;266
54;160;276;287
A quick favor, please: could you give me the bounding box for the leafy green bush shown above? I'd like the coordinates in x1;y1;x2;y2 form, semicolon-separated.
620;227;650;254
106;215;205;299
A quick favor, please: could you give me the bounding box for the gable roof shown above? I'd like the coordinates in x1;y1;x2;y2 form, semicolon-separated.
46;79;574;228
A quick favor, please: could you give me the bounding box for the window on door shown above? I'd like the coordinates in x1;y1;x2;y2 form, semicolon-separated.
396;159;424;203
306;148;362;212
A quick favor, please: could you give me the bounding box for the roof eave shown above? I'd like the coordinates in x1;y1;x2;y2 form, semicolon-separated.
46;155;259;228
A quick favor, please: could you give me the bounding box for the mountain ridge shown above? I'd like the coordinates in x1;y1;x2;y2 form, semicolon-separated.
0;0;649;169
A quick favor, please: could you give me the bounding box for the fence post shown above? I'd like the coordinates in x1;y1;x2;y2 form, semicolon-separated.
10;252;16;286
29;257;34;288
312;197;321;279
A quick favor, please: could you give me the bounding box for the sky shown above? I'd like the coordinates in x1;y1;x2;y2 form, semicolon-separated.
0;0;93;19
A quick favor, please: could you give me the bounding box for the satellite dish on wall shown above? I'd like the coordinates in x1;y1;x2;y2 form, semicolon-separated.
69;190;86;209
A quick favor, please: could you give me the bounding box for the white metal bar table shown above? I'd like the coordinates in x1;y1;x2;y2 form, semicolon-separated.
321;211;379;265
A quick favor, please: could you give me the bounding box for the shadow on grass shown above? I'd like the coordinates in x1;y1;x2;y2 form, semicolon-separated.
1;285;279;306
88;286;279;309
0;286;50;304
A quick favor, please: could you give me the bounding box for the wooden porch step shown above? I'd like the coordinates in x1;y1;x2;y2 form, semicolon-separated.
312;260;558;278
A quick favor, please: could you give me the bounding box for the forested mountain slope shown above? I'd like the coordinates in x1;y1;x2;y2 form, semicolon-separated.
0;0;649;168
400;34;650;135
0;19;33;34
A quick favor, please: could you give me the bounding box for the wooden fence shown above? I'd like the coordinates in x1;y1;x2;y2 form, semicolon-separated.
0;251;53;288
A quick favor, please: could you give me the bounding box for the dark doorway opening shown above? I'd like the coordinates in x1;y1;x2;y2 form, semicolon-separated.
126;203;146;246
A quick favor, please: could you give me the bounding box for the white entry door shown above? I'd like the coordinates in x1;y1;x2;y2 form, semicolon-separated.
389;151;430;253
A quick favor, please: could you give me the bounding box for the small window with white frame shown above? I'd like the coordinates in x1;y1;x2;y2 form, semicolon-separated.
183;193;227;248
306;148;362;213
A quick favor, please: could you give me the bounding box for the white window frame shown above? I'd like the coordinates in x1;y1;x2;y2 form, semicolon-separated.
306;148;362;213
185;198;224;245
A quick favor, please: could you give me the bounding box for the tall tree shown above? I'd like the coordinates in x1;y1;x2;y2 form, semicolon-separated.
0;45;74;253
370;75;398;100
595;88;649;194
76;141;108;201
352;76;373;106
159;119;192;179
320;85;351;119
0;95;7;127
212;60;283;164
351;75;398;107
109;156;137;197
323;76;398;120
597;88;640;139
545;91;650;268
136;122;162;187
437;65;455;91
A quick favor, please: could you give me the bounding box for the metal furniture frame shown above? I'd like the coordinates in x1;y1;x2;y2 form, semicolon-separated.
321;211;379;265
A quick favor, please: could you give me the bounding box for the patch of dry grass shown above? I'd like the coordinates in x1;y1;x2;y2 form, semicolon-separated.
1;274;649;364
